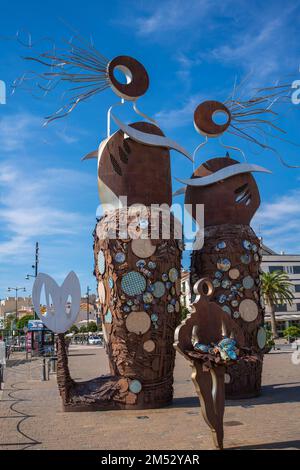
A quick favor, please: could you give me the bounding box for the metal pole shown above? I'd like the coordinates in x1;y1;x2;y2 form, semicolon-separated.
86;286;90;329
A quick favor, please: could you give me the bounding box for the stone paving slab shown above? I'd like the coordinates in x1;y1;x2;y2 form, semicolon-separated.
0;347;300;450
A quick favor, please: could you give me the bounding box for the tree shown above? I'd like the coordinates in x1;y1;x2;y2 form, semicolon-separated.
87;321;97;332
16;314;34;331
79;325;87;333
261;271;294;339
69;324;79;334
283;326;300;342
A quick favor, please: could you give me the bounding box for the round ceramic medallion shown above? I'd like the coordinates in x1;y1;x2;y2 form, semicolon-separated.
162;273;168;282
217;258;231;272
239;299;259;322
151;313;158;322
216;241;226;250
98;281;106;304
143;292;153;304
153;281;166;298
125;311;151;334
132;238;156;258
213;279;221;288
123;305;131;313
242;240;252;250
222;279;231;289
257;327;267;349
242;275;254;289
136;259;146;269
105;309;112;323
241;254;251;264
108;277;114;289
224;373;231;384
218;294;227;304
215;271;223;279
233;311;240;319
129;379;142;394
98;250;106;275
229;268;240;280
114;252;126;263
139;218;149;230
222;305;231;315
148;261;156;270
231;299;239;308
121;271;146;297
167;304;174;313
169;268;179;282
143;340;155;353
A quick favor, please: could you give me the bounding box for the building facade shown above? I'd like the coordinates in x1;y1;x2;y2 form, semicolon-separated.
261;245;300;335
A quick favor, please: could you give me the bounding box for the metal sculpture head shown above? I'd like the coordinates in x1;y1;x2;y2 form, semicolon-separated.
184;156;264;226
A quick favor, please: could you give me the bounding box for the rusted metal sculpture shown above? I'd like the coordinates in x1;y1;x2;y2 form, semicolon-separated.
177;100;271;398
25;38;190;410
175;278;245;449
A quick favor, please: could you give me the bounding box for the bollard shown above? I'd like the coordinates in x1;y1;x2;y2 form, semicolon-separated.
41;357;47;381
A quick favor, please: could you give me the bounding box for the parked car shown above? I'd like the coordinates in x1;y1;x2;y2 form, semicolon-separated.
88;336;102;345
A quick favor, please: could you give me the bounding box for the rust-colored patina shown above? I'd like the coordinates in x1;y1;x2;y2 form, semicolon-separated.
194;101;231;137
186;157;265;399
107;56;149;100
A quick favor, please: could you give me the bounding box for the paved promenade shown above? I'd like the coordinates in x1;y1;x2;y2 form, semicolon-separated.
0;345;299;450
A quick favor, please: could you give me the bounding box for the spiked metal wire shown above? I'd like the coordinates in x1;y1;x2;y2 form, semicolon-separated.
13;31;110;125
224;82;300;168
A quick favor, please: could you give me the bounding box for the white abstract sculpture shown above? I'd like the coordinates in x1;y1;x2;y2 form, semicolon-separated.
32;272;81;334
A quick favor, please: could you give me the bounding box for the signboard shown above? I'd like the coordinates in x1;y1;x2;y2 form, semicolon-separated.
0;317;4;330
28;319;44;331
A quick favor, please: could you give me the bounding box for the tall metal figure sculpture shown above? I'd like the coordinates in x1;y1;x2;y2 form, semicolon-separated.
177;100;272;398
24;38;190;410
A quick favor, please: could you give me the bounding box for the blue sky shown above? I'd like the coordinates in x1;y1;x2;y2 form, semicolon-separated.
0;0;300;299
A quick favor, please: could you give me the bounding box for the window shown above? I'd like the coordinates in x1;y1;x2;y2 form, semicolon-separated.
297;304;300;312
275;304;287;312
269;266;284;273
295;285;300;293
292;266;300;274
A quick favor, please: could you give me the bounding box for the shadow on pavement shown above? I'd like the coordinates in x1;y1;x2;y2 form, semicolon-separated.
172;381;300;408
229;440;300;450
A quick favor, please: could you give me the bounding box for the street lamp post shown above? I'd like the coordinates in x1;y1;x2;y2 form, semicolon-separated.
7;287;26;336
86;286;91;330
26;242;39;319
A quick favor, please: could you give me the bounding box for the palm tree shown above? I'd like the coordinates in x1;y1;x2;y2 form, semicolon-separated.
261;271;294;338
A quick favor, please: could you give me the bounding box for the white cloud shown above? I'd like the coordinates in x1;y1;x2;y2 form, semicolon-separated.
0;162;93;261
155;93;204;129
134;0;213;36
253;189;300;253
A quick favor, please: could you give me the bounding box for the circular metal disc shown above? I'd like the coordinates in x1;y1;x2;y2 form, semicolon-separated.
152;281;166;298
108;55;149;101
143;340;155;353
194;100;231;137
105;309;112;323
98;281;106;305
257;327;267;349
242;275;254;290
239;299;259;322
125;311;151;334
217;258;231;272
129;379;142;394
131;239;156;258
121;271;146;296
229;268;240;280
169;267;179;282
98;250;106;275
224;373;231;384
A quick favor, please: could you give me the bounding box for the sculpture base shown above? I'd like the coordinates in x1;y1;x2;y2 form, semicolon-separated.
225;357;263;399
60;374;174;412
